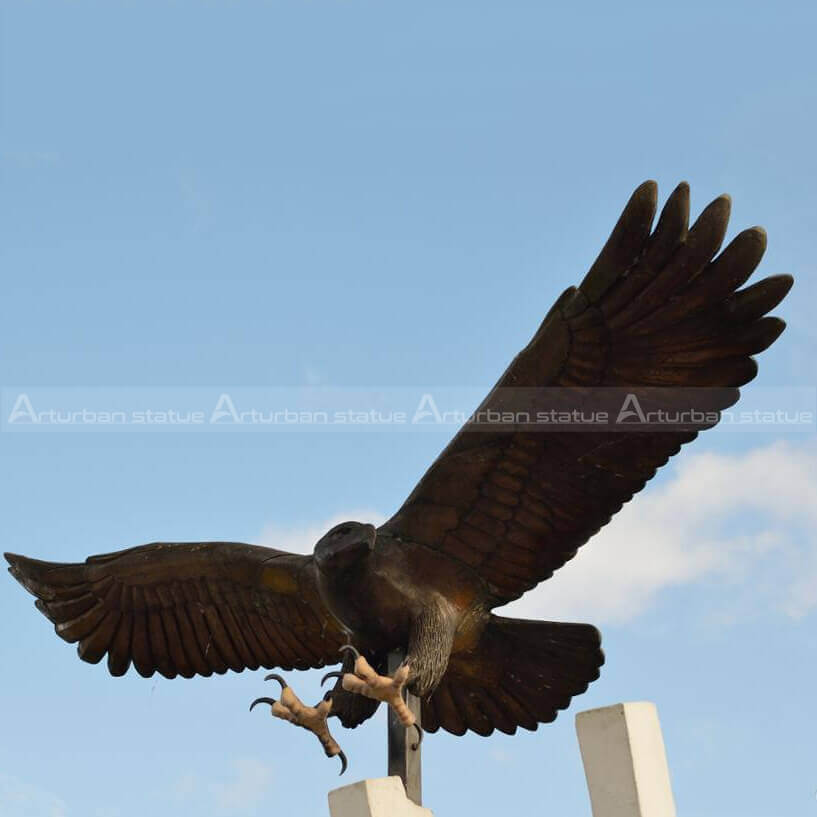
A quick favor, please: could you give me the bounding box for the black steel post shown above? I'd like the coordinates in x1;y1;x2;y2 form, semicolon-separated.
386;649;422;806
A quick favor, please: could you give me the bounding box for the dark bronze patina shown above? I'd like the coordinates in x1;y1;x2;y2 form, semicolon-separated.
6;182;792;780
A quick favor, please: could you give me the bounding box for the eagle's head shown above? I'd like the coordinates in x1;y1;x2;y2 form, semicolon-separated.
313;521;376;573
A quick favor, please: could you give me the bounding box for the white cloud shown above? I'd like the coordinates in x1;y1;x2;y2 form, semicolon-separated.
173;758;273;815
504;440;817;624
172;773;197;801
0;772;67;817
255;443;816;628
257;510;387;554
210;758;272;813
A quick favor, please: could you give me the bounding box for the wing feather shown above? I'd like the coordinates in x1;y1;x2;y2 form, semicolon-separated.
5;542;345;678
382;182;793;605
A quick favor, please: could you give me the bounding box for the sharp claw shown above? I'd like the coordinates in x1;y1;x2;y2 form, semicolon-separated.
252;680;347;774
411;723;423;750
338;644;361;662
321;670;344;687
249;696;277;712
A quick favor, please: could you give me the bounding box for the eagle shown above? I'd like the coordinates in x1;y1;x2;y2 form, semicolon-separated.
6;181;792;775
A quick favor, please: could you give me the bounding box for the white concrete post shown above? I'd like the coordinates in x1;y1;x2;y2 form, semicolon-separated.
576;702;677;817
328;776;434;817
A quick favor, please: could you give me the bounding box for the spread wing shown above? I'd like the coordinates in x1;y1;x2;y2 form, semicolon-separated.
5;542;346;678
380;181;793;606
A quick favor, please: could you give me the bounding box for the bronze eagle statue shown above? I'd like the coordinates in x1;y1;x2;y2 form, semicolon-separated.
6;181;792;775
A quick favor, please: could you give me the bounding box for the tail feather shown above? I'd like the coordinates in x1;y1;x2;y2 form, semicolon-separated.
424;614;603;737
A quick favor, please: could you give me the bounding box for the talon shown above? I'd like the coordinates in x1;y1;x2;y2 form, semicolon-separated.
321;670;344;687
249;696;277;712
250;678;347;776
339;644;361;662
337;654;421;738
411;723;423;749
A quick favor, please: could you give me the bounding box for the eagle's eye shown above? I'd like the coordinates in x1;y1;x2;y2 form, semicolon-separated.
335;526;352;537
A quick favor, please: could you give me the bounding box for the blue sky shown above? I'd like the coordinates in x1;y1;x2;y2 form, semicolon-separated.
1;1;815;816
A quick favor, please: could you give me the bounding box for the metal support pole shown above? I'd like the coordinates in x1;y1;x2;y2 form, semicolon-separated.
386;649;422;806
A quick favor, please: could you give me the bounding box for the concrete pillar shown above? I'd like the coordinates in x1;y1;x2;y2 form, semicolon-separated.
575;702;677;817
328;776;434;817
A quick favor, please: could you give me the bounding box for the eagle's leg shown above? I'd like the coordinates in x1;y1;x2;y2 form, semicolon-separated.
250;674;348;775
324;644;422;745
322;600;456;746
